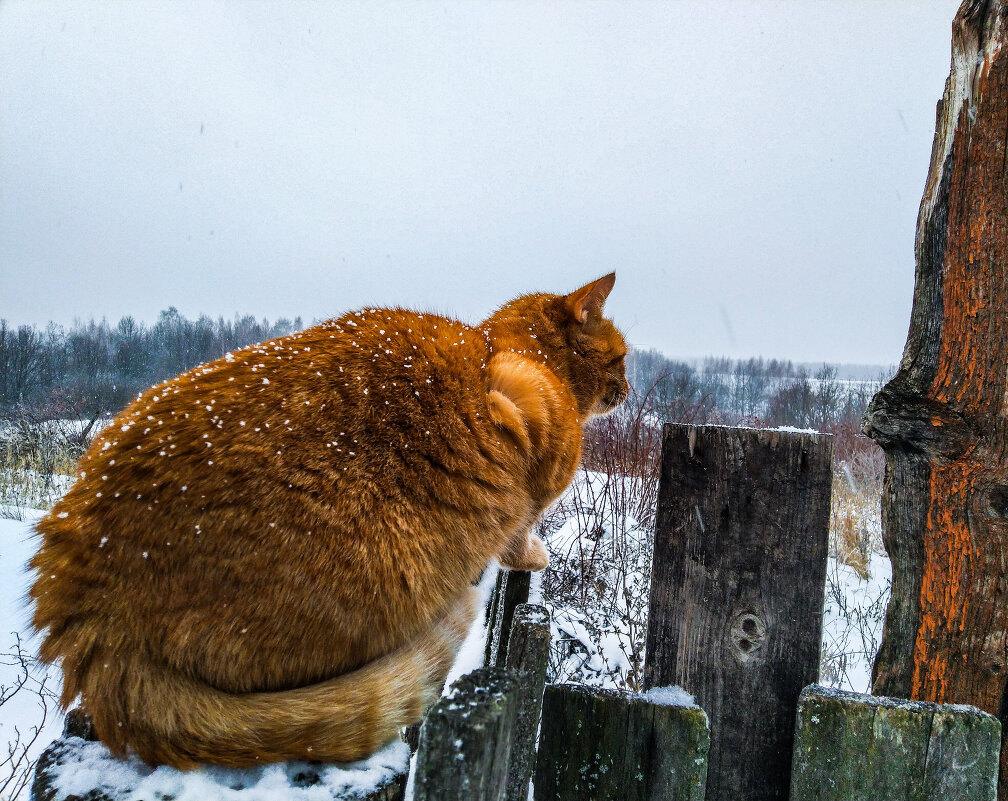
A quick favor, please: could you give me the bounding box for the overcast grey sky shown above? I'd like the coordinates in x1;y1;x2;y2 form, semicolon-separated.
1;1;961;364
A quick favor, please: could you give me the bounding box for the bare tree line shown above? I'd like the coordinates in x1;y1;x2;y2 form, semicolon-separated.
0;309;301;428
1;312;888;438
626;348;890;431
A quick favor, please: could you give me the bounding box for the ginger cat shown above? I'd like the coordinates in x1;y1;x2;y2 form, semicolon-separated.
30;274;628;768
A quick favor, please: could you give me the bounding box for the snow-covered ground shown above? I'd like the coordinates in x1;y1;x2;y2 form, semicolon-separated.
821;553;891;693
34;735;410;801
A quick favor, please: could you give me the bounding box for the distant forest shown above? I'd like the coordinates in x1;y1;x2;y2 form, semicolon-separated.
626;349;885;431
0;310;885;433
1;310;302;433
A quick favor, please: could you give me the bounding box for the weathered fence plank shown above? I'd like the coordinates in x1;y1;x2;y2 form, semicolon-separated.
503;603;551;801
414;667;519;801
484;568;531;668
533;683;708;801
644;423;831;801
925;703;1001;800
790;685;1000;801
484;570;503;665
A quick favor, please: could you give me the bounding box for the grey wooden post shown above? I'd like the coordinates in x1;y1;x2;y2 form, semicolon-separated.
533;683;709;801
484;568;530;668
503;603;551;801
483;570;503;665
644;423;832;801
791;685;1000;800
414;667;519;801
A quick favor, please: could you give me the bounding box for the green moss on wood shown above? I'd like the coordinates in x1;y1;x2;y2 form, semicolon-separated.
790;685;999;801
534;683;708;801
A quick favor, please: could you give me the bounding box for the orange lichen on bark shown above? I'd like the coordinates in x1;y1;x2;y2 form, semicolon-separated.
913;460;978;702
913;63;1008;706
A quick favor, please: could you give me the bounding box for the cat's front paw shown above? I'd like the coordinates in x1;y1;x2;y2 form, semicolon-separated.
527;536;549;571
509;535;549;572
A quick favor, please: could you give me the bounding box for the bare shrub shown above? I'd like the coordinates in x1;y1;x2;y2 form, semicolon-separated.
538;384;666;691
538;468;654;691
0;634;58;801
819;553;890;692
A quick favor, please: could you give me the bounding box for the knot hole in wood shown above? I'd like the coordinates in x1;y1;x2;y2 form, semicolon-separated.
729;611;767;663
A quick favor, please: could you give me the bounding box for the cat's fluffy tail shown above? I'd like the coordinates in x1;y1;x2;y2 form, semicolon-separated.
77;590;478;769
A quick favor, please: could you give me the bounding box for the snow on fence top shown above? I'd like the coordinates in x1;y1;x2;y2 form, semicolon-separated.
33;712;408;801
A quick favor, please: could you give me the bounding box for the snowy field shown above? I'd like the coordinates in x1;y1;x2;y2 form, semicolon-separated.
0;469;890;800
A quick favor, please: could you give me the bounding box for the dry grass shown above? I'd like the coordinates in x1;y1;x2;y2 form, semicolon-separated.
826;424;885;578
831;472;874;579
0;416;89;517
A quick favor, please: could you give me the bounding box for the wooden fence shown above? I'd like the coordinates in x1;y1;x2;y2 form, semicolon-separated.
31;424;1001;801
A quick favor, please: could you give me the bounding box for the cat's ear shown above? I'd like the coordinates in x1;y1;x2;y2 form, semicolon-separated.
565;273;616;325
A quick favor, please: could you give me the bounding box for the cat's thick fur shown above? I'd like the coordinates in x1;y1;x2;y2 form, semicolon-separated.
30;274;628;768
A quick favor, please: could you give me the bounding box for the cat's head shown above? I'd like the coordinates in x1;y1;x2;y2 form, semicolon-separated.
490;273;630;418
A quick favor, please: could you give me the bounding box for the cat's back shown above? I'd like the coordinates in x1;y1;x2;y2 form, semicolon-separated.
36;307;496;534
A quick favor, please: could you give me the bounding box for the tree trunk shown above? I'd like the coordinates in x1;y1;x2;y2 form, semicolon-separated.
863;0;1008;793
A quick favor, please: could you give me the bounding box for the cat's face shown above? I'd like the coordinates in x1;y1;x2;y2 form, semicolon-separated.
556;273;630;417
579;318;630;416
